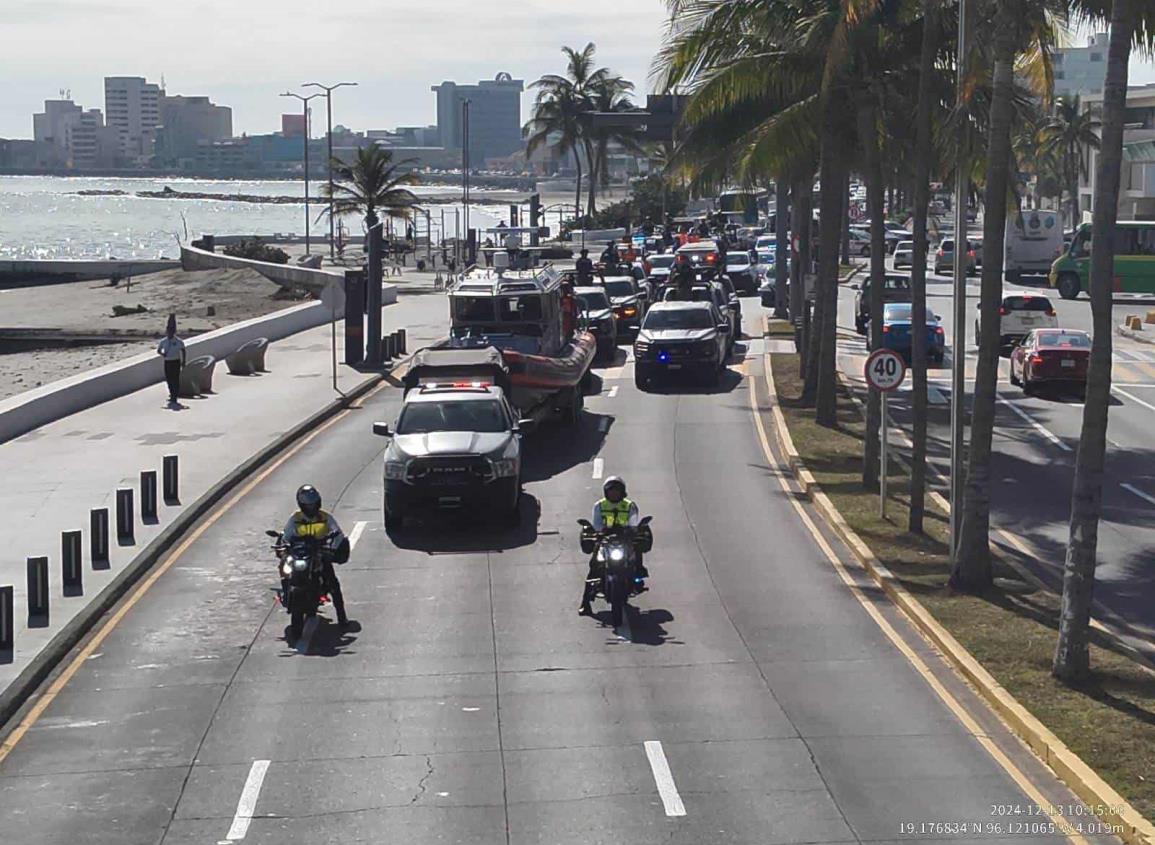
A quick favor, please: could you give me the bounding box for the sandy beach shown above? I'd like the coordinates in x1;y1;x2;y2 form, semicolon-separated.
0;267;300;401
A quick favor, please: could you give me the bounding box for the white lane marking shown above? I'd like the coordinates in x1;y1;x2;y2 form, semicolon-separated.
643;741;686;817
997;396;1072;452
1113;385;1155;414
348;520;367;550
592;458;604;480
226;759;271;840
608;385;619;398
598;417;610;433
294;616;319;655
1122;483;1155;507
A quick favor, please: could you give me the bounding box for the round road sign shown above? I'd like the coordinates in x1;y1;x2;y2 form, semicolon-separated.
864;348;907;392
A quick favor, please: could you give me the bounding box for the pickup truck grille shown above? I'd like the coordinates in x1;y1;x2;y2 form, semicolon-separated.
407;456;492;486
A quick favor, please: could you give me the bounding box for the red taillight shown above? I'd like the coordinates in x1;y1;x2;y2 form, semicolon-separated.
935;327;944;335
882;325;890;333
968;250;975;258
937;249;944;257
1030;354;1043;366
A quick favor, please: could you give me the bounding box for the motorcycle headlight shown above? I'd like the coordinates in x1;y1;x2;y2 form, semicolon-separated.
609;547;626;562
490;457;519;478
280;562;293;577
384;460;407;480
292;557;308;572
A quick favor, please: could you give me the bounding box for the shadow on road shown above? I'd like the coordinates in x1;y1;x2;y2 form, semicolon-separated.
521;413;610;483
387;493;543;552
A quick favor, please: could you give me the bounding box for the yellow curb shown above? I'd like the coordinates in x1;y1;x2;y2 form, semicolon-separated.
763;352;1155;845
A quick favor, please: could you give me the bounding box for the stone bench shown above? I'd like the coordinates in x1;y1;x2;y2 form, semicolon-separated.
179;355;217;397
226;337;269;375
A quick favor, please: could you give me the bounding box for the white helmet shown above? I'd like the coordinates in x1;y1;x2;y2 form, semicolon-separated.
602;476;627;497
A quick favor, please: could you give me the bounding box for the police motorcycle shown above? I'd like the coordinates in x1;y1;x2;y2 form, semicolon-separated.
265;528;340;641
577;516;654;628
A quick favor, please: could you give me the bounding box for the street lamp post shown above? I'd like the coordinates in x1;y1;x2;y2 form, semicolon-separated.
462;98;471;266
281;91;323;254
303;81;358;260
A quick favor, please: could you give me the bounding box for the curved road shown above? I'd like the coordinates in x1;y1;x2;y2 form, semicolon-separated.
0;303;1117;844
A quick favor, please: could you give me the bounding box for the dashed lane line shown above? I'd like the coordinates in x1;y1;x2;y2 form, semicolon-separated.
225;759;271;840
347;520;367;550
1122;482;1155;507
643;740;686;817
607;385;619;398
592;458;604;480
997;396;1073;452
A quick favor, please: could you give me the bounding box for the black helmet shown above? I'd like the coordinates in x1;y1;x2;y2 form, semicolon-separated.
296;484;322;519
602;476;626;498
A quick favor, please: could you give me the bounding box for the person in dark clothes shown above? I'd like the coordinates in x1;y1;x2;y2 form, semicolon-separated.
156;314;186;406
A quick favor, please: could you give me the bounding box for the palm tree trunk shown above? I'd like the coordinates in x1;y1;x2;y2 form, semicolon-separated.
840;173;852;266
587;141;600;215
1053;0;1135;684
794;176;814;372
815;88;850;426
950;10;1016;592
573;147;584;223
909;0;939;534
861;99;886;489
775;180;790;319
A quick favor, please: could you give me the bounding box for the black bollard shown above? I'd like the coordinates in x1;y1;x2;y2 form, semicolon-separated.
383;333;396;362
396;328;407;355
0;585;12;652
27;556;48;624
116;487;135;545
141;470;158;522
62;530;83;595
163;454;180;505
90;508;110;568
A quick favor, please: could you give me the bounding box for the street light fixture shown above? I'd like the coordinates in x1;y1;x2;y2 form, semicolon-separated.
281;91;323;255
303;81;358;260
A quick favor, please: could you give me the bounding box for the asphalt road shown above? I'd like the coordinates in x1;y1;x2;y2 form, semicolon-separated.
0;301;1119;844
838;254;1155;645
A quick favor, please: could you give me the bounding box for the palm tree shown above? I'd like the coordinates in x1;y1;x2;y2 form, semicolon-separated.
1039;95;1101;228
585;74;639;215
525;44;598;221
322;145;419;230
1053;0;1139;683
951;0;1064;593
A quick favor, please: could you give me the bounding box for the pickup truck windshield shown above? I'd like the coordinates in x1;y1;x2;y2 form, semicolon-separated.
603;281;635;298
576;292;611;311
396;400;509;434
644;309;714;330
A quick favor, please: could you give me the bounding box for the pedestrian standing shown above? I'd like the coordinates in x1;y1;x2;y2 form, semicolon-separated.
157;314;186;406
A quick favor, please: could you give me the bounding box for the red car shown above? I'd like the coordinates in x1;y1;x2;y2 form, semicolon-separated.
1009;329;1091;397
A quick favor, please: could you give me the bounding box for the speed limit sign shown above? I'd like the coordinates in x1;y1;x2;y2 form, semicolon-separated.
864;348;907;392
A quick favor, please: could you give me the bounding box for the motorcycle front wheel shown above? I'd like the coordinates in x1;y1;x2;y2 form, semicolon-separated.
290;610;305;642
609;577;628;628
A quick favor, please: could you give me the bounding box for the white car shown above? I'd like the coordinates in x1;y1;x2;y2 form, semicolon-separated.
755;234;777;252
893;240;915;269
974;292;1058;347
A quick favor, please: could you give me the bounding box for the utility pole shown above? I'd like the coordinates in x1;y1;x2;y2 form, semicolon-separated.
462;98;471;266
303;81;358;260
281;91;323;254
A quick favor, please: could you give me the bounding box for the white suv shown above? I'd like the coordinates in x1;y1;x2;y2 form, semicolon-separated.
974;292;1058;347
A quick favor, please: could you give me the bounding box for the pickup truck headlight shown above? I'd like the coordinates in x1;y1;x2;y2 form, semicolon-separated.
490;458;519;478
384;460;407;480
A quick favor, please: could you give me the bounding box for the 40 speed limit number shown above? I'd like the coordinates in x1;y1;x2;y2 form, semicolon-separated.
864;348;907;392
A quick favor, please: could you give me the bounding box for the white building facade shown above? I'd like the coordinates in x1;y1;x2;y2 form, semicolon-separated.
104;76;162;160
1053;33;1108;99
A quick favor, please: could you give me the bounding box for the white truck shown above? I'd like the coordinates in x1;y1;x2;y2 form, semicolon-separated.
1004;209;1063;283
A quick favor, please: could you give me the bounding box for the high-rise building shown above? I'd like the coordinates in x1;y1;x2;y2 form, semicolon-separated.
104;76;162;158
432;73;524;164
156;95;232;163
282;113;307;138
1053;33;1109;99
32;98;119;168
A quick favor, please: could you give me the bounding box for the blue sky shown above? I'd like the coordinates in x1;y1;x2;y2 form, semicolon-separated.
2;2;1153;141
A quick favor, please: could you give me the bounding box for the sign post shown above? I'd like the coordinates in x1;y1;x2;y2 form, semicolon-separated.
864;348;907;518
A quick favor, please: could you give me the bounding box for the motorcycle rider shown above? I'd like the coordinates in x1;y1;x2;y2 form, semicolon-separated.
282;485;353;628
579;476;648;615
600;241;619;274
575;248;594;284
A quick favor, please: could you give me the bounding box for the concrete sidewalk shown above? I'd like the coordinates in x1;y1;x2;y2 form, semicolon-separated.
0;291;449;703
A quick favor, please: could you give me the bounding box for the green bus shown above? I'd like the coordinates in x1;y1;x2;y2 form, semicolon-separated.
1049;220;1155;299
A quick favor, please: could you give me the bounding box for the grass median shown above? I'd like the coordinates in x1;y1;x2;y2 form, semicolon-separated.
769;342;1155;819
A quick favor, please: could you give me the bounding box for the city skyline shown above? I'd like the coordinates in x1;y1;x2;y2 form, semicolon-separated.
2;0;668;140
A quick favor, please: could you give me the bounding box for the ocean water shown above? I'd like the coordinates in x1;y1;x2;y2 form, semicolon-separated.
0;175;510;259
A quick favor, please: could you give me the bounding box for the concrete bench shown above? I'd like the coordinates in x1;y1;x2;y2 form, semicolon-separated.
179;355;217;397
226;337;269;375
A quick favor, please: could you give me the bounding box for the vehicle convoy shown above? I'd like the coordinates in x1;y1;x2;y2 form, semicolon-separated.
578;515;654;628
634;301;731;388
267;528;340;640
1050;220;1155;299
1004;209;1062;282
373;266;596;526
